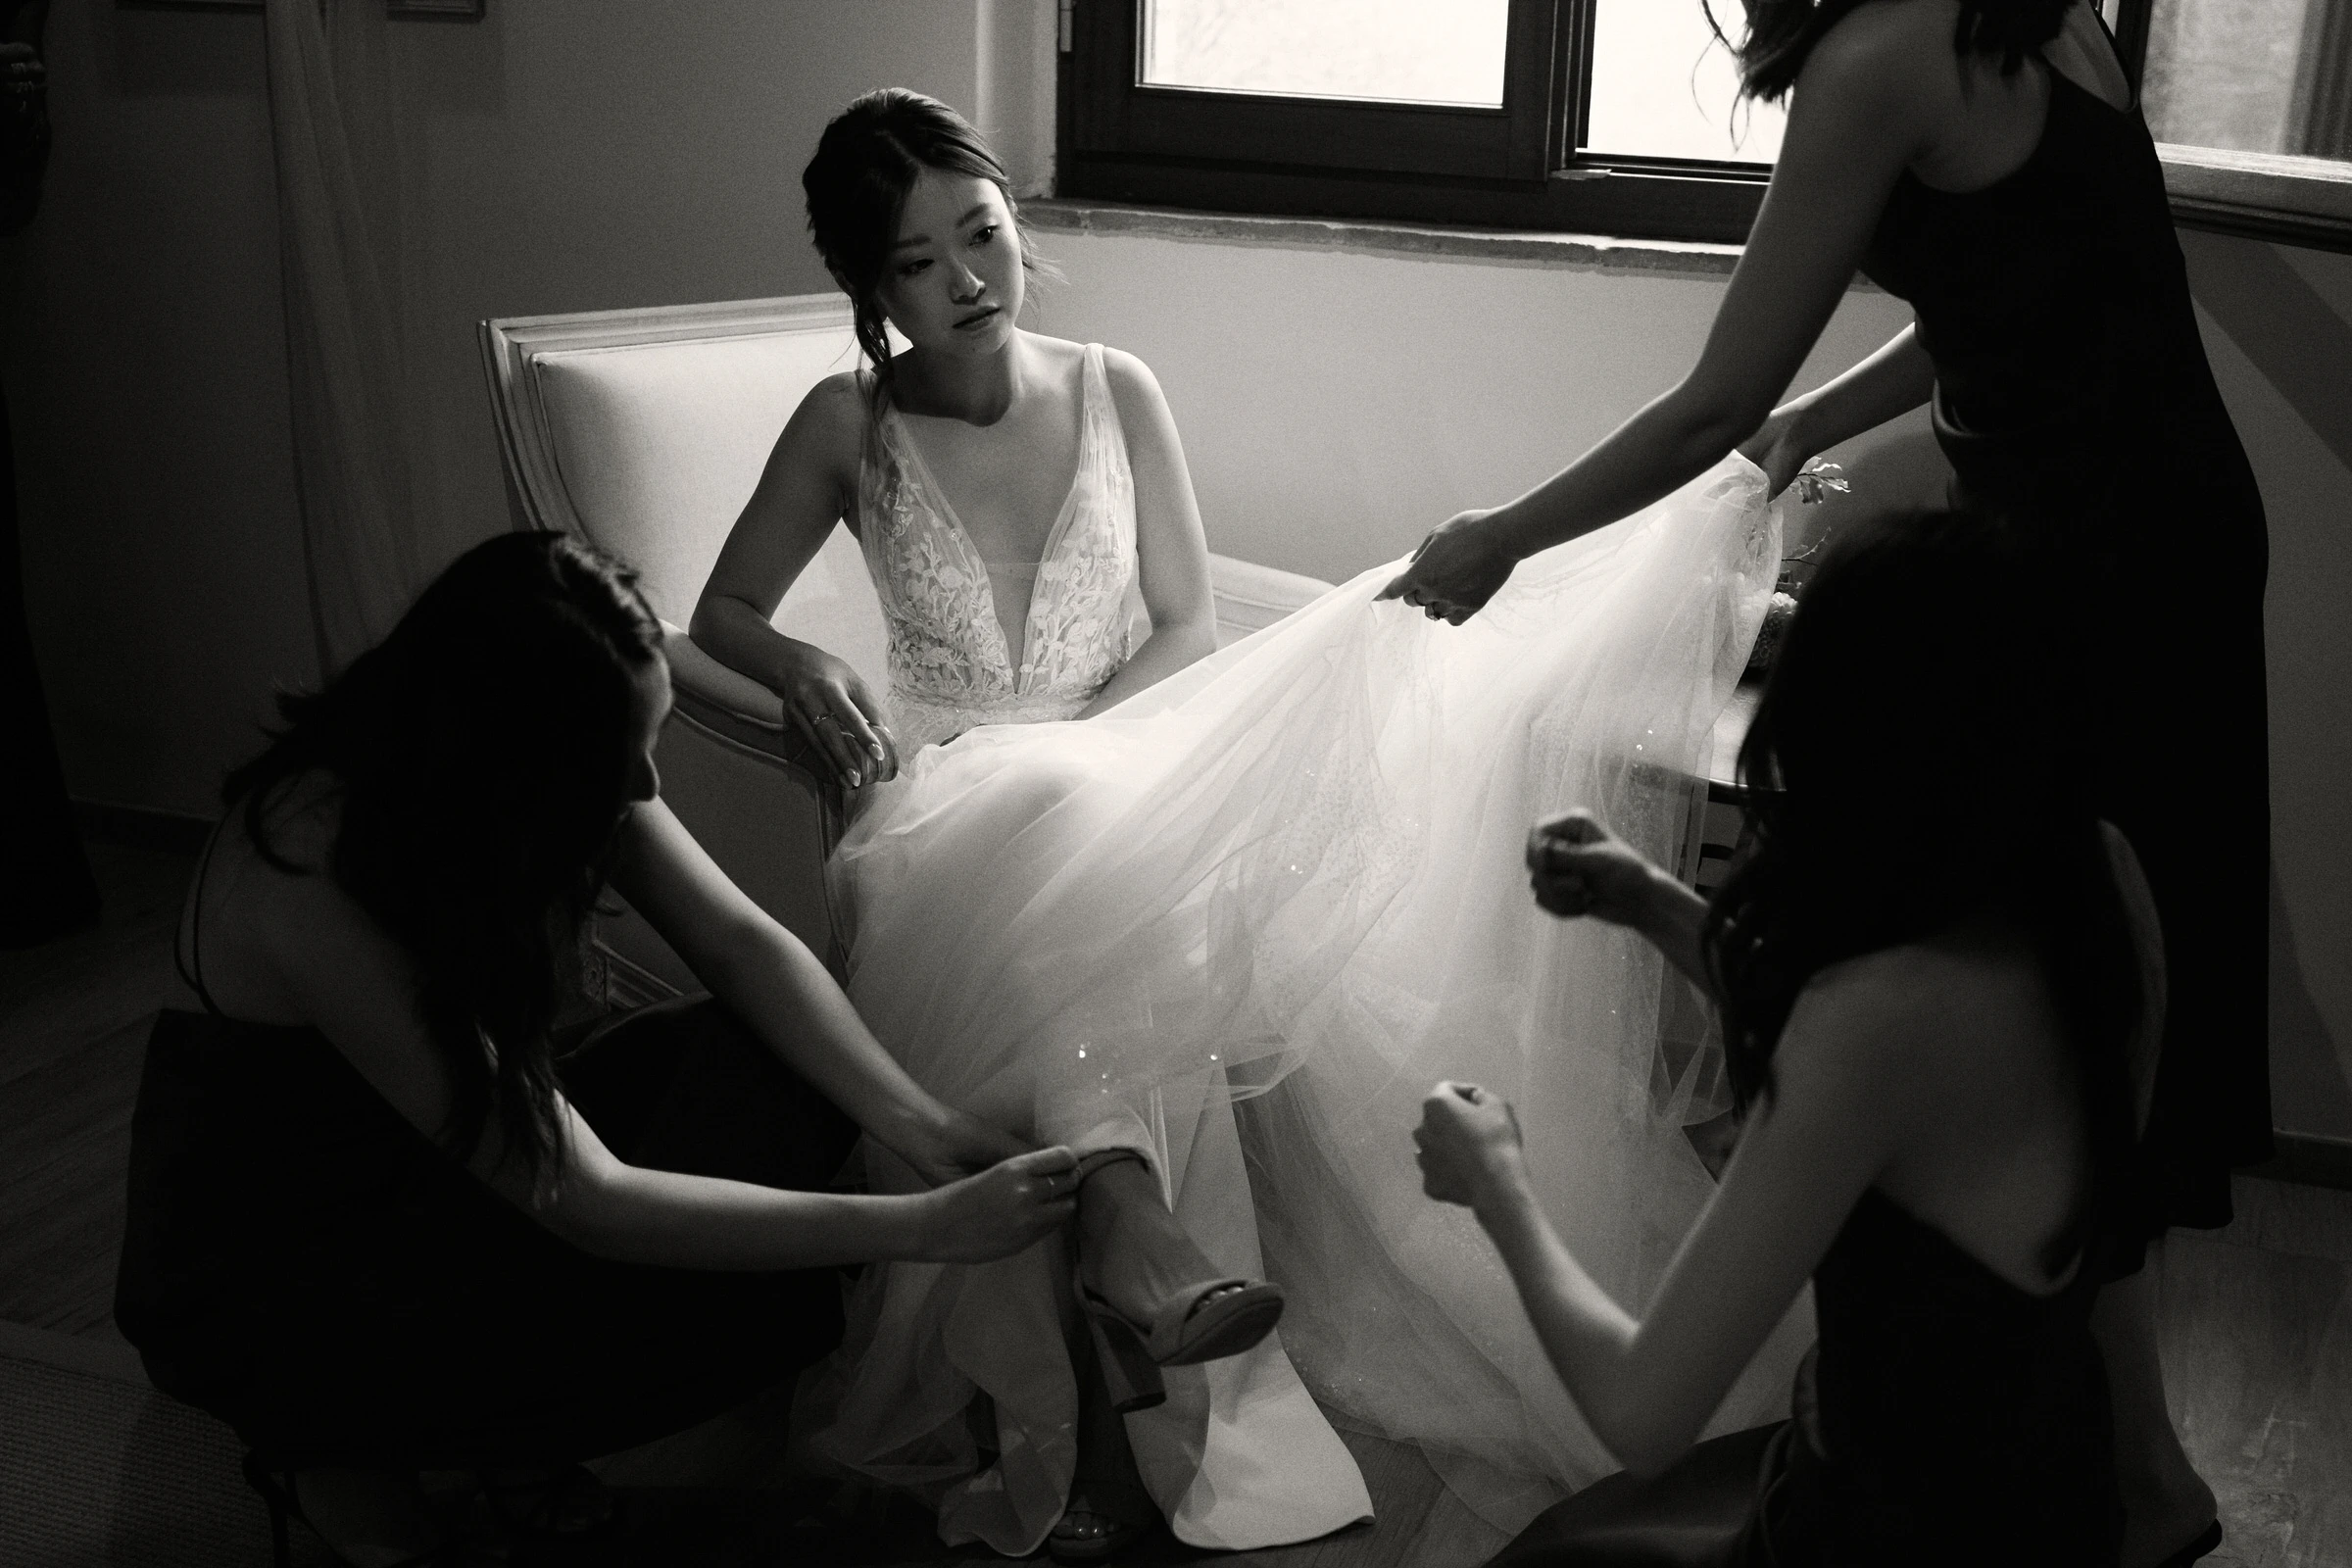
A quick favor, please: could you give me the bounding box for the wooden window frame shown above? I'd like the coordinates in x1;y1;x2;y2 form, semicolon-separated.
1060;0;2352;255
1058;0;1772;247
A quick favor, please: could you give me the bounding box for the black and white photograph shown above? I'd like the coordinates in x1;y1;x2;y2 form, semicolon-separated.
2;1;2348;1564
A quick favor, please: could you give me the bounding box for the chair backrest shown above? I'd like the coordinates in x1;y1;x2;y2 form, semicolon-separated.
479;294;891;689
483;292;1339;674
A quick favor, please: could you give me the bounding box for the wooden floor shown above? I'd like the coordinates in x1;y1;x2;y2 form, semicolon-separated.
4;841;2348;1567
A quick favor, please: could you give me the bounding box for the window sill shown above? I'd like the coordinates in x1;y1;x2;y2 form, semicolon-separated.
2158;145;2352;254
1024;199;1748;278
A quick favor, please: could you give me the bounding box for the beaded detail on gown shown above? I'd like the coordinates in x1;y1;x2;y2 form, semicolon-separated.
856;342;1136;752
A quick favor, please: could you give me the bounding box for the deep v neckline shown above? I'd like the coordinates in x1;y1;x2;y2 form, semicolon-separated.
885;349;1097;689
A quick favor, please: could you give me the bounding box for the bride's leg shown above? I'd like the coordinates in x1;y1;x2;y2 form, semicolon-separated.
1075;1157;1243;1329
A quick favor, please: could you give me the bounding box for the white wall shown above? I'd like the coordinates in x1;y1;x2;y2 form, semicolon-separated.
3;0;985;817
1024;229;1937;582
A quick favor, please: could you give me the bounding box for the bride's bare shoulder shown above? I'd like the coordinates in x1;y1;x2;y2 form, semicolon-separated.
770;369;870;492
796;368;871;440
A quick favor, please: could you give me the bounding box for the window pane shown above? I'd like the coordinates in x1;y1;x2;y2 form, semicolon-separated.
1584;0;1784;164
1141;0;1510;109
2141;0;2352;160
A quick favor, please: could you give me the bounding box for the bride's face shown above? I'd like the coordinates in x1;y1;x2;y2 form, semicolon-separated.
879;169;1023;356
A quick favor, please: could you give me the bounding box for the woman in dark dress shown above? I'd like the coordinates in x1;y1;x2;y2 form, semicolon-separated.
1382;4;2260;1561
1414;510;2148;1565
115;532;1081;1566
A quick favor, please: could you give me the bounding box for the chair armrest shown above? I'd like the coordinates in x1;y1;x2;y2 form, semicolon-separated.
658;623;849;846
662;622;786;731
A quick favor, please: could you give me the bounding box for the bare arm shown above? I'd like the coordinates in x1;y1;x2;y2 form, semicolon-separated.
1740;324;1936;496
1526;809;1712;992
691;374;899;788
1417;973;1905;1473
248;812;1069;1270
1379;12;1936;617
608;798;1030;1182
1078;349;1218;715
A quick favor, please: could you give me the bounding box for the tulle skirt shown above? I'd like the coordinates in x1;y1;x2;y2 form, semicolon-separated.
807;455;1812;1556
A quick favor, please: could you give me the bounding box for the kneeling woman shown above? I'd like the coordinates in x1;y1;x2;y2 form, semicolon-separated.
116;533;1077;1566
1418;512;2157;1566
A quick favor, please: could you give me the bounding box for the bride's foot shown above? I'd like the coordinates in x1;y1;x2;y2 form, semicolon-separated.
1074;1152;1284;1366
1048;1480;1161;1565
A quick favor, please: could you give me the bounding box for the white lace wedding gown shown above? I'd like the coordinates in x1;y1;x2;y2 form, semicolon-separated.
804;344;1811;1557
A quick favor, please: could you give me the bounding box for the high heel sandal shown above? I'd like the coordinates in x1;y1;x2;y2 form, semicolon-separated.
1069;1149;1287;1414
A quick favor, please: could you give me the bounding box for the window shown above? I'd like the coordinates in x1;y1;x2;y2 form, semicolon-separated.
1063;0;2352;253
1060;0;1782;244
2114;0;2352;249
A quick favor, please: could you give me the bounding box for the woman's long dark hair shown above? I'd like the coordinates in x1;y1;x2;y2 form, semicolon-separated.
1701;511;2140;1256
225;531;663;1189
1706;0;2072;103
802;88;1053;431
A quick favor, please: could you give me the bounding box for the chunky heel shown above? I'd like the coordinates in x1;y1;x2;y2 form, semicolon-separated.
1082;1292;1169;1413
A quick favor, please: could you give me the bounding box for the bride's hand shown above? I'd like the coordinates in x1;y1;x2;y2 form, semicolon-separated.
1737;404;1813;500
1414;1082;1527;1210
1375;509;1518;625
772;640;900;791
1526;809;1664;927
887;1103;1035;1188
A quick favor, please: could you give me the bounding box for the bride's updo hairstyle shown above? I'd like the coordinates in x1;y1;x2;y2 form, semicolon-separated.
1702;511;2140;1258
224;532;663;1189
1705;0;2071;104
803;88;1053;423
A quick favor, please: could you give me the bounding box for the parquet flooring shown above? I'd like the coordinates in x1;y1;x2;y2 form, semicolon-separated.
3;841;2346;1566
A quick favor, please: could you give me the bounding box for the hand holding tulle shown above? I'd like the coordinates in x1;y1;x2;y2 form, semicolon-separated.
1525;808;1662;926
1414;1082;1526;1209
1375;509;1515;625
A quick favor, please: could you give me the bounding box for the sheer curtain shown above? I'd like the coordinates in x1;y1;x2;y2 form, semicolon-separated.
262;0;420;675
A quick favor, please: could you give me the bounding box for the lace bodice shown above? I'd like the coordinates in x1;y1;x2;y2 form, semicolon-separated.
856;343;1138;752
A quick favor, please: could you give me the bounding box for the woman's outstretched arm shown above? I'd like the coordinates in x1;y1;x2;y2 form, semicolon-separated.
692;372;899;789
610;798;1031;1184
1077;348;1218;715
1740;324;1935;496
1379;8;1939;621
1526;808;1711;992
249;806;1073;1270
1416;967;1906;1474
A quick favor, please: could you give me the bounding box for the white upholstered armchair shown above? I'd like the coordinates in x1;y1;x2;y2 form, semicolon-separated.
478;295;1334;1002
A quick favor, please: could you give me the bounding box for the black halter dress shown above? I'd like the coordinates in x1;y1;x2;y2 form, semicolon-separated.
1858;33;2272;1240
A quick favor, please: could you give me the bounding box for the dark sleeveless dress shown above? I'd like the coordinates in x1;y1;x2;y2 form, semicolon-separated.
1857;37;2272;1238
115;854;859;1470
1488;1191;2121;1566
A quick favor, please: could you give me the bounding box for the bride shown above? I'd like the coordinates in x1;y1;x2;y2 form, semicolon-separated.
694;89;1807;1560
